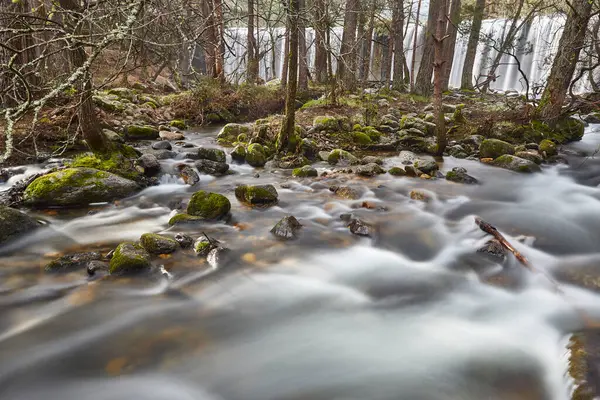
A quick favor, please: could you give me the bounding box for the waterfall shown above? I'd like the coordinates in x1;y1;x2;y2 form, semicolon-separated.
218;15;597;93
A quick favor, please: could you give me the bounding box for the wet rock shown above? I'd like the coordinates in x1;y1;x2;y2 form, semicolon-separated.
245;143;267;167
207;246;230;269
174;141;196;148
159;130;185;141
87;260;109;276
140;233;178;254
194;237;218;257
217;123;251;145
328;149;359;166
152;141;172;150
235;184;278;205
125;125;159;140
409;189;430;201
348;218;374;237
0;206;39;245
583;113;600;124
148;149;178;160
292;165;318;177
177;164;200;185
23;168;139;208
45;251;102;273
197;147;226;163
539;139;557;157
194;159;229;176
180;151;202;160
420;174;432;180
271;216;302;240
136;154;161;176
313;115;344;131
399;150;418;165
479;139;515;159
109;242;152;275
515;150;543;165
404;165;422;177
491;155;541;173
477;239;507;261
447;145;468;158
275;155;310;169
187;191;231;219
361;156;384;165
414;159;438;174
389;166;407;176
318;151;331;161
231;145;246;163
174;233;194;248
354;163;386;177
330;185;361;200
168;213;204;226
445;167;479;184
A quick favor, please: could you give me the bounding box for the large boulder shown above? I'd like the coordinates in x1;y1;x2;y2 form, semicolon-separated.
109;242;152;275
0;206;39;245
23;168;139;207
327;149;359;166
235;184;278;205
292;165;318;177
414;159;438;174
479;139;515;159
186;191;231;219
194;159;229;176
197;147;226;163
491;155;541;173
245;143;267;167
217;123;251;145
125;125;159;140
140;233;178;254
313;116;349;132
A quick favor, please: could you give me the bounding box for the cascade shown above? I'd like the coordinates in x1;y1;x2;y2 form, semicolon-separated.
217;15;598;93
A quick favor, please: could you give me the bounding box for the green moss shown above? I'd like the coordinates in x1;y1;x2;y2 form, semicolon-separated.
168;213;204;226
327;149;358;165
479;139;515;159
170;119;187;130
197;147;226;163
142;101;158;109
92;96;124;112
140;233;178;254
109;242;151;275
126;125;159;140
218;123;251;146
246;143;267;167
206;113;222;123
353;124;363;131
187;191;231;219
71;147;139;180
194;238;213;256
539;139;557;156
352;131;372;145
313;116;341;131
237;133;248;143
389;167;407;176
235;184;278;205
25;168;107;201
363;126;382;142
292;165;318;177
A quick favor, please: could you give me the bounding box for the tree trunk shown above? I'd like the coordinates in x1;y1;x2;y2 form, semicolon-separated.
410;0;422;91
356;1;367;84
247;0;259;83
278;0;300;152
298;0;309;92
414;0;439;96
58;0;107;153
360;0;376;83
538;0;593;123
381;34;393;86
313;0;328;84
281;27;290;88
202;0;218;78
440;0;461;91
338;0;360;91
433;0;448;156
214;0;226;82
460;0;485;90
391;0;406;90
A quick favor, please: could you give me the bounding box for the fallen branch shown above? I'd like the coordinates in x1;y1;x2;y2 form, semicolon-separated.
475;217;531;269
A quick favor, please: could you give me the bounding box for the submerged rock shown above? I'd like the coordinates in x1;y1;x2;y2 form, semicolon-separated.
347;218;374;237
327;149;359;166
174;233;194;249
271;216;302;240
445;167;479;184
409;189;430;201
292;165;318;177
207;246;230;269
194;159;229;176
177;164;200;185
23;168;139;207
140;233;179;254
197;147;226;163
330;185;361;200
109;242;152;275
187;191;231;219
45;251;102;273
235;184;278;205
479;139;515;159
477;239;507;261
0;206;39;245
168;213;205;226
491;155;541;173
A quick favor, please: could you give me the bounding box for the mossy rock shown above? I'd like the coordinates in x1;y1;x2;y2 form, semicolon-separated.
194;237;220;257
187;191;231;220
398;135;431;153
45;251;102;273
169;120;187;130
168;213;204;226
140;233;178;254
352;131;372;145
0;206;39;245
553;117;585;143
23;168;139;208
71;148;140;180
125;125;159;140
235;184;278;205
109;242;151;275
354;163;385;177
197;147;226;163
92;96;124;113
327;149;359;166
231;145;247;162
491;155;541;173
363;126;382;142
245;143;267;167
299;138;319;160
217;123;251;146
313;116;341;131
539;139;557;157
107;87;135;100
206;113;222;123
237;133;248;143
292;165;318;177
389;167;407;176
479;139;515;159
515;150;543;164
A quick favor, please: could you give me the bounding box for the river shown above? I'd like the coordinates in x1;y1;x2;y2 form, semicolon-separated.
1;124;600;399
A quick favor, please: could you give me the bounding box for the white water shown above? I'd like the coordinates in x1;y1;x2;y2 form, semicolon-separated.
220;15;599;93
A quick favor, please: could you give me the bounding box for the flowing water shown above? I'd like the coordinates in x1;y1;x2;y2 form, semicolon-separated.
2;124;600;399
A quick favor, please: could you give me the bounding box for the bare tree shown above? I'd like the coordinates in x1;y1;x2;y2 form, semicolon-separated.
391;0;408;90
278;0;299;152
413;0;440;96
440;0;461;91
338;0;360;91
433;0;449;155
247;0;259;83
460;0;486;90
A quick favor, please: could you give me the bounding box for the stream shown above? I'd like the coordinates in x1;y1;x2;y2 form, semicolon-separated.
1;124;600;399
